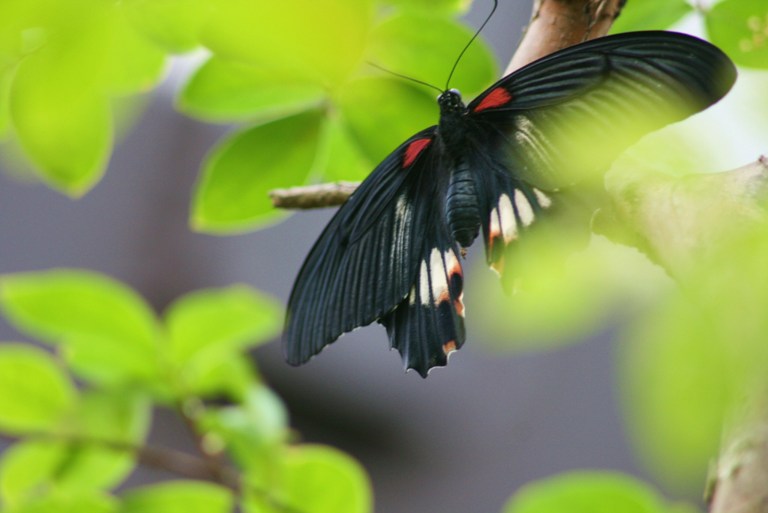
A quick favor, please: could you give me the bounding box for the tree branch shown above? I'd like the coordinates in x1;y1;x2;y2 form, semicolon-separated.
269;181;360;209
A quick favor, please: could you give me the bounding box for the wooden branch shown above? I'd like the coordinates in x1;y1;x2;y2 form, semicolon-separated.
708;394;768;513
269;181;360;209
598;157;768;280
506;0;625;74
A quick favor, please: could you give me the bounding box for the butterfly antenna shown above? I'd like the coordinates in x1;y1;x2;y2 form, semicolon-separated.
445;0;498;90
367;62;444;94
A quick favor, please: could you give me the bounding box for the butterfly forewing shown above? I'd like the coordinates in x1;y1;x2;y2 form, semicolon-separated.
465;32;736;190
285;128;463;368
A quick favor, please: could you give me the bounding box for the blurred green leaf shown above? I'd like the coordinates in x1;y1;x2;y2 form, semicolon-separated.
0;70;12;139
337;77;436;163
178;57;326;123
193;109;324;233
200;0;373;86
0;343;76;434
0;391;149;508
244;445;372;513
73;390;151;444
0;270;160;385
503;471;690;513
9;38;112;195
706;0;768;69
473;229;667;351
165;285;281;391
121;481;233;513
621;226;768;491
10;490;117;513
377;0;472;15
121;0;210;53
184;354;257;399
610;0;692;33
320;114;375;182
102;7;167;95
4;0;166;194
198;385;288;472
367;13;497;97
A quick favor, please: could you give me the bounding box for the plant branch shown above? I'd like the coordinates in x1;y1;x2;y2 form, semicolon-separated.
0;431;239;489
269;181;360;209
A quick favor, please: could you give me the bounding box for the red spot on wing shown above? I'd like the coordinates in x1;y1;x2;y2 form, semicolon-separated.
403;138;432;168
473;87;513;112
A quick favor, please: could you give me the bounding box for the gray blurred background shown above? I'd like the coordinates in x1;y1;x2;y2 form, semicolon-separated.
0;1;663;511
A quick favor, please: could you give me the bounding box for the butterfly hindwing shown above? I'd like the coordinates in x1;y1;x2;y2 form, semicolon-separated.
380;225;466;377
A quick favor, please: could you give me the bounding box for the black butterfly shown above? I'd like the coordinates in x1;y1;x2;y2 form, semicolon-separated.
284;31;736;377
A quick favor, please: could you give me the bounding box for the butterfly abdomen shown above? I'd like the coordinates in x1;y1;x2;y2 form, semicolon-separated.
446;161;481;248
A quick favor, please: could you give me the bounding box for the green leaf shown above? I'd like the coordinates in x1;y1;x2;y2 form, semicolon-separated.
0;270;160;385
6;0;120;195
0;391;150;507
9;43;112;195
473;233;667;351
610;0;692;33
244;445;372;513
165;285;281;391
620;293;739;490
184;354;257;400
0;343;76;434
706;0;768;69
121;0;210;53
11;490;117;513
336;77;436;163
0;69;12;139
198;385;288;472
367;13;497;97
376;0;472;15
503;472;683;513
200;0;373;86
103;7;167;95
178;57;326;123
320;114;375;182
121;481;233;513
192;109;325;233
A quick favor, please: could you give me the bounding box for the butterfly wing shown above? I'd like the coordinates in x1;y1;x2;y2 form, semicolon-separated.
466;31;736;189
463;31;736;269
284;127;465;375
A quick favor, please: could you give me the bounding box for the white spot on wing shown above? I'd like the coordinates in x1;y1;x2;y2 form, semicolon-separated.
419;260;430;306
534;188;552;208
489;207;500;237
408;285;416;305
514;189;535;227
498;194;518;243
444;249;461;278
429;248;449;304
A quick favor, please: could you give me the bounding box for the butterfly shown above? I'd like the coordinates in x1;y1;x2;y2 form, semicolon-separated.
283;30;736;377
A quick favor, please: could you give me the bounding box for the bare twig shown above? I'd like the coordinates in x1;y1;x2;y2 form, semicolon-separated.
270;181;360;209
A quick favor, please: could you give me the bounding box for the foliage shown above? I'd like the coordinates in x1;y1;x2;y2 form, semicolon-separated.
0;0;496;231
0;270;371;513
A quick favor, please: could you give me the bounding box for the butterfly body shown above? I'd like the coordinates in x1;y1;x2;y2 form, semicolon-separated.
284;31;736;377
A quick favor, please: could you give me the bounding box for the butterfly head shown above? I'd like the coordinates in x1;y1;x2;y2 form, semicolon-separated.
438;89;466;114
